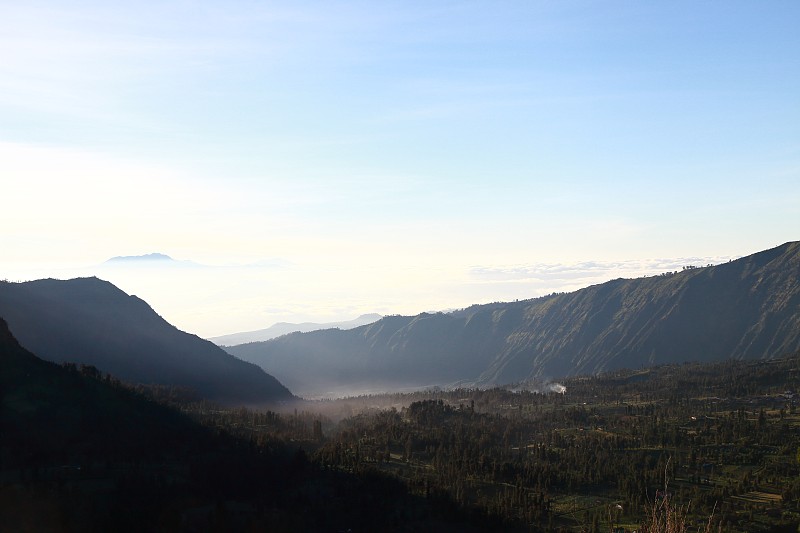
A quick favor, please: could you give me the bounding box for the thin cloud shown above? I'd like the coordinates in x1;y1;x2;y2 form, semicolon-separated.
470;256;735;283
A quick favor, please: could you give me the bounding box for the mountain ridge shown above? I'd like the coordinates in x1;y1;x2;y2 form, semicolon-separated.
105;252;174;262
209;313;384;345
0;277;294;405
226;241;800;396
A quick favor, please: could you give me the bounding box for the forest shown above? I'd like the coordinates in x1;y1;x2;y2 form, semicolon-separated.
176;354;800;532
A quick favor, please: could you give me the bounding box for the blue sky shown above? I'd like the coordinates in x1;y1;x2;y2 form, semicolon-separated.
2;1;799;336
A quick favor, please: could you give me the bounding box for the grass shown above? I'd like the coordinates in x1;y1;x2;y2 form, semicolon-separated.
639;495;717;533
732;491;782;504
639;460;719;533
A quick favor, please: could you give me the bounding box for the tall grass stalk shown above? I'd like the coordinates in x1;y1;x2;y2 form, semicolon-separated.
639;458;717;533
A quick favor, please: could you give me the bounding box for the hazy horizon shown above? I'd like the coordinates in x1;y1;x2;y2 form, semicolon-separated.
3;2;799;337
2;249;744;338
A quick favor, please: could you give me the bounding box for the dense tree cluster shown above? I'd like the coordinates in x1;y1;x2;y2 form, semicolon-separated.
302;355;800;532
166;355;800;531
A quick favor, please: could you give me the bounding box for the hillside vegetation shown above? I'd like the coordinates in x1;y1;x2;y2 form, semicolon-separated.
185;353;800;532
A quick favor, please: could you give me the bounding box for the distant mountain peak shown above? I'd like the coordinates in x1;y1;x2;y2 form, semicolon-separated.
106;253;174;263
209;313;384;346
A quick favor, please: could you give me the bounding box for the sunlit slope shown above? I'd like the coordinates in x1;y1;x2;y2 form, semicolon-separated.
228;241;800;396
0;277;293;405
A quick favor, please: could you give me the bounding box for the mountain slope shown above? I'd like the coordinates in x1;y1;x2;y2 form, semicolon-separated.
209;313;383;346
0;316;222;530
0;277;293;405
227;241;800;396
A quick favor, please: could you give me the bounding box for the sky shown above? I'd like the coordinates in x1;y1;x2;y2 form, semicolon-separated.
2;1;799;338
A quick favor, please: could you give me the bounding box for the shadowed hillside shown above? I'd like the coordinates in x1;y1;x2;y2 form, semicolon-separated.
0;316;218;531
227;241;800;396
0;317;211;467
0;277;293;406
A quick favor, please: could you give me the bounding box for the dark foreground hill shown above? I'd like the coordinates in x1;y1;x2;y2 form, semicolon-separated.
0;317;211;466
0;277;293;406
0;316;214;530
228;241;800;396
